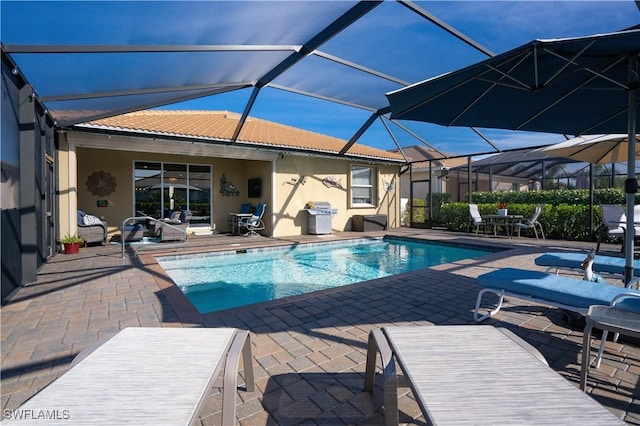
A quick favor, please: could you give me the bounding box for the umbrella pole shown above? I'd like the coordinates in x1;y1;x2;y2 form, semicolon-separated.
624;54;638;285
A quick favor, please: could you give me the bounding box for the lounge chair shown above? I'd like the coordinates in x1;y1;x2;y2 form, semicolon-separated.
513;203;545;239
535;251;640;283
2;327;255;426
581;293;640;390
364;325;624;425
474;267;640;322
238;203;266;237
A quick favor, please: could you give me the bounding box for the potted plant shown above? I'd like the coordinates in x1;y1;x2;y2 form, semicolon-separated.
497;201;508;217
61;233;84;254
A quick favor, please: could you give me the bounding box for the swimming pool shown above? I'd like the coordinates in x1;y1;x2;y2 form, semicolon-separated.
157;237;499;313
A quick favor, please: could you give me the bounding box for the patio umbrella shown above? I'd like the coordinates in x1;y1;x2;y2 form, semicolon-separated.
541;134;640;165
386;29;640;283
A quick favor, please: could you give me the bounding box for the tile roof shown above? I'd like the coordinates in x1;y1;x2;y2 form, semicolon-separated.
76;110;406;163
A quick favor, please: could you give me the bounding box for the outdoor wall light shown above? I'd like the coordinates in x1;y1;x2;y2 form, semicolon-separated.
11;67;18;75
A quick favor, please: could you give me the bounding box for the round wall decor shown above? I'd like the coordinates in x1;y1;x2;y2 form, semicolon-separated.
86;171;117;196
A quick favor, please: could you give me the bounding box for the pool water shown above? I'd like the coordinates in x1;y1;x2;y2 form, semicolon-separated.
157;238;497;313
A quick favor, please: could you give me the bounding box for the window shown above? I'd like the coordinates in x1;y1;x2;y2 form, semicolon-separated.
351;165;376;207
134;161;212;227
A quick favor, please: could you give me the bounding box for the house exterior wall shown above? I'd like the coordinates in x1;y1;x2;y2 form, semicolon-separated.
273;156;400;236
58;133;401;239
66;147;275;237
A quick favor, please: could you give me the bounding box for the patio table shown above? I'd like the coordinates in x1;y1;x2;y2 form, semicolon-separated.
365;325;624;425
1;327;254;426
484;214;523;238
228;213;253;235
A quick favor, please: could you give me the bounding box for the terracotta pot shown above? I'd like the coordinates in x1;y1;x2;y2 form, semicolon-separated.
64;242;80;254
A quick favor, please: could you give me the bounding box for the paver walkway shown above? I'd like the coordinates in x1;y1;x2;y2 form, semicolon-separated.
2;229;638;424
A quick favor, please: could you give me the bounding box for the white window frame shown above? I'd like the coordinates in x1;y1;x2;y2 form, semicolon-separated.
350;165;377;208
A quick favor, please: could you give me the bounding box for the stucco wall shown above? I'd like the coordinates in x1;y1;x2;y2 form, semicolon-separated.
273;156;400;236
71;148;275;237
59;133;400;239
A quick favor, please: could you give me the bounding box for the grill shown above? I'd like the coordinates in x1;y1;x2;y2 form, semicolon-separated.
305;201;338;235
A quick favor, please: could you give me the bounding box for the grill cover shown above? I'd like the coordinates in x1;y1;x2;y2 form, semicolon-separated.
305;201;338;215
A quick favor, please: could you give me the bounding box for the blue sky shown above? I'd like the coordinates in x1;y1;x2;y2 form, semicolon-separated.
160;1;640;155
2;1;639;156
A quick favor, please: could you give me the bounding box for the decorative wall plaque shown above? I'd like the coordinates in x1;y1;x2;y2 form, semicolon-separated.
86;171;117;197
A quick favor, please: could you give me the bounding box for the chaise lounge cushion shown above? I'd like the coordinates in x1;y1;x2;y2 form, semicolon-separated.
535;252;640;277
477;268;640;309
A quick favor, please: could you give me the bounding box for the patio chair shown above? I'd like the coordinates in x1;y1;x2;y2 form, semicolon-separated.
76;210;108;245
581;293;640;390
154;210;192;242
514;203;545;239
238;203;266;237
596;204;625;252
364;325;623;425
466;203;487;235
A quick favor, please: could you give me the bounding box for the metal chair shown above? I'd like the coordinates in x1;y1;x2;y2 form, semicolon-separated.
238;203;266;237
596;204;625;252
467;203;487;235
514;204;545;239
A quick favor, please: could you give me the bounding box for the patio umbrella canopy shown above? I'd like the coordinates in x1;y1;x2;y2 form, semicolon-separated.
387;29;640;283
541;134;640;164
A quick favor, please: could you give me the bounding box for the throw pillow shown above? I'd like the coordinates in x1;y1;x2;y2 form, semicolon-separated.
83;214;102;225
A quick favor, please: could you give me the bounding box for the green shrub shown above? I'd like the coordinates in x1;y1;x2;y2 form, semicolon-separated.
440;201;603;241
470;187;633;205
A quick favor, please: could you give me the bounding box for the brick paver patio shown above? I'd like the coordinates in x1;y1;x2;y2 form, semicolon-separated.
2;229;639;424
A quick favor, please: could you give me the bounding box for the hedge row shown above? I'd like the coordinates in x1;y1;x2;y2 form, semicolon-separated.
440;202;603;241
470;187;636;206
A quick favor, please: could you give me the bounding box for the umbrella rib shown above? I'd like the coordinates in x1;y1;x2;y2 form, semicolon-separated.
394;50;530;118
543;47;629;90
449;54;531;125
514;56;628;131
540;40;595;88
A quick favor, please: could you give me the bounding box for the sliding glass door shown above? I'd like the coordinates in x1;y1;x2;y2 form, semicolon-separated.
134;161;211;227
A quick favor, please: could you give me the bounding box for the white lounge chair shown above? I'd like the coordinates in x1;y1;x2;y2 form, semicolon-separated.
2;327;255;426
364;325;624;425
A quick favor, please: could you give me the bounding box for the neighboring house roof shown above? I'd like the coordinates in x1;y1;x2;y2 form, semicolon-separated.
390;145;467;171
74;110;406;163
